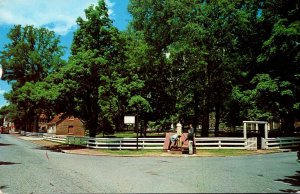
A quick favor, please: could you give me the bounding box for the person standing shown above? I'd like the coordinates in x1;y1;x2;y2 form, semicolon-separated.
187;124;194;141
187;124;196;154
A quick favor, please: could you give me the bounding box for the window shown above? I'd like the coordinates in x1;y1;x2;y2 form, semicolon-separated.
68;125;74;134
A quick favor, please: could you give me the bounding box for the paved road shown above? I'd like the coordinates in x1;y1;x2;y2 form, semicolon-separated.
0;134;299;193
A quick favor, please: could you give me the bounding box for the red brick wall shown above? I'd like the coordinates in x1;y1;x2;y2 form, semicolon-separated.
56;117;85;136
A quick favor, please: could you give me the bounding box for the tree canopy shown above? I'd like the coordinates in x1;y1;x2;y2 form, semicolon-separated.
1;0;299;137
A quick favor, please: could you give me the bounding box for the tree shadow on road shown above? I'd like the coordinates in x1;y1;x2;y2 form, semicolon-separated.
34;144;86;153
276;171;300;193
0;185;8;189
0;143;14;146
0;161;21;165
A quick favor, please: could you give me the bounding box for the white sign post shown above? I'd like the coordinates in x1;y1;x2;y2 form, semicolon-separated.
124;115;139;149
124;115;135;124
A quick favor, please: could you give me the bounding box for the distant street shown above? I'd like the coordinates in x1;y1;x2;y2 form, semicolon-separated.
0;134;299;193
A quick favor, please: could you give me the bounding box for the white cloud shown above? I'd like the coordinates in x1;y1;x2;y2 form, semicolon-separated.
0;0;114;35
0;89;5;95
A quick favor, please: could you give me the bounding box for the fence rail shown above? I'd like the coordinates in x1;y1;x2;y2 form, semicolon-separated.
43;135;67;144
87;138;165;150
87;137;252;150
43;135;300;150
262;137;300;149
195;137;249;150
21;131;45;137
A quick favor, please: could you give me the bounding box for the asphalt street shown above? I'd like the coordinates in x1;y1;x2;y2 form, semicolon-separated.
0;134;299;193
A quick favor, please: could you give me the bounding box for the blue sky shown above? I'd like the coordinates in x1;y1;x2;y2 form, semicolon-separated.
0;0;130;107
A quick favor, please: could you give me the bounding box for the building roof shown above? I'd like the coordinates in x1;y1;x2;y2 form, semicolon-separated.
48;113;65;125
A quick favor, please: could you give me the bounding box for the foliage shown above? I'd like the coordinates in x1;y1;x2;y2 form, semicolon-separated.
128;0;258;136
0;25;65;84
0;25;65;131
1;0;299;137
232;1;300;133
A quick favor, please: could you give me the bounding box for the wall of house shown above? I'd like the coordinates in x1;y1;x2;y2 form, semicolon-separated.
56;117;85;136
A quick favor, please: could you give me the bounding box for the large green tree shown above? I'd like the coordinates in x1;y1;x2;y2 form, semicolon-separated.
128;0;256;136
62;0;118;137
0;25;65;131
233;0;300;133
1;25;64;84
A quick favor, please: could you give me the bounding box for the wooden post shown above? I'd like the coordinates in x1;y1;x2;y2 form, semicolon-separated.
243;122;247;139
265;123;269;140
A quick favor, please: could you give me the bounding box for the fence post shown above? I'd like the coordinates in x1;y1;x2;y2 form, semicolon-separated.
119;140;122;150
279;138;282;149
218;140;221;148
143;140;145;150
261;137;266;149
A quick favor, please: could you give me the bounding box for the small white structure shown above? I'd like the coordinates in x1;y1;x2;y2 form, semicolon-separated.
243;121;269;139
176;122;182;136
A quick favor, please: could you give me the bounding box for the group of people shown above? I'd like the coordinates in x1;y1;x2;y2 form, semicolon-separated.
168;124;195;150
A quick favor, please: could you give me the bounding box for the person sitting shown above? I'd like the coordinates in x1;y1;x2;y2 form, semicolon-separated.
168;133;180;150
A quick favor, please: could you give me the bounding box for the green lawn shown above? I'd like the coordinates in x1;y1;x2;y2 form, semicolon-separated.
99;149;163;156
92;148;281;156
199;149;256;156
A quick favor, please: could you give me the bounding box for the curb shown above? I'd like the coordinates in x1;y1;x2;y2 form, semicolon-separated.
59;148;287;158
60;149;200;158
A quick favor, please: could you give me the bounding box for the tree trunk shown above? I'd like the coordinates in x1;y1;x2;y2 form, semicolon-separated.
201;60;210;137
214;103;220;137
201;105;209;137
140;120;143;137
87;115;99;138
193;91;201;135
33;115;38;132
281;115;295;136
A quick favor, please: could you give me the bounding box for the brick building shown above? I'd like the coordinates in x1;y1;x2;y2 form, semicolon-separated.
47;113;85;136
38;113;48;132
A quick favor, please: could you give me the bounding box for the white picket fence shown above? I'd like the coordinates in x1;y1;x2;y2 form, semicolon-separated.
195;137;257;150
43;135;88;145
86;137;257;150
87;138;164;150
262;137;300;149
20;131;45;137
43;135;300;150
43;135;67;144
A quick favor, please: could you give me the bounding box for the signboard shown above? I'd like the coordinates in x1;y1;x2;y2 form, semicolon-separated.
124;115;135;124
